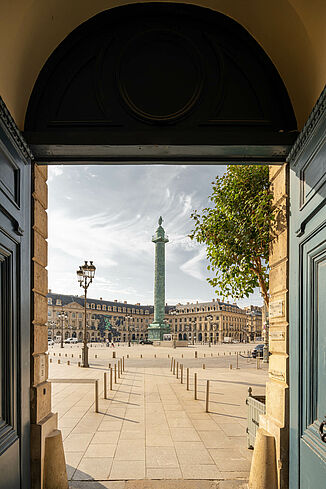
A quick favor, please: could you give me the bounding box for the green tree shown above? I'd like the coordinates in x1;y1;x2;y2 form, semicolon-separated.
190;165;274;306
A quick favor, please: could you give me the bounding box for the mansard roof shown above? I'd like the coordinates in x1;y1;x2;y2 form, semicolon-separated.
47;292;177;313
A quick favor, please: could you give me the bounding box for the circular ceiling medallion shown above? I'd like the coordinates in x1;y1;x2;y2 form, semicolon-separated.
117;29;204;123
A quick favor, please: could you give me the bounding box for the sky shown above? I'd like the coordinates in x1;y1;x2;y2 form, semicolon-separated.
48;164;263;308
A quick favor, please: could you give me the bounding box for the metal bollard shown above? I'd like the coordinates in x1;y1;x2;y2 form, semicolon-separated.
180;364;183;384
195;351;197;359
58;359;60;364
173;359;176;375
141;354;142;358
67;360;70;365
187;368;190;390
114;364;117;383
203;364;205;369
204;354;206;358
154;354;156;358
50;358;52;363
59;353;61;357
65;353;67;357
95;380;99;413
206;380;210;413
110;367;113;390
118;360;121;378
181;354;183;358
78;361;80;367
127;354;129;359
176;362;179;379
123;356;125;371
72;354;74;358
236;352;239;369
95;354;97;358
194;373;198;400
113;351;116;358
230;364;233;370
104;372;107;399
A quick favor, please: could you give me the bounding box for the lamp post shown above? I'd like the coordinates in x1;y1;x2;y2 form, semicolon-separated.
76;260;96;368
169;310;178;348
125;315;132;346
47;319;56;340
263;302;270;363
58;311;68;348
191;318;196;345
206;315;213;347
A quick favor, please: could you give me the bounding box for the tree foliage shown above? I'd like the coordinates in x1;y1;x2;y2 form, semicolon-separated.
189;165;274;306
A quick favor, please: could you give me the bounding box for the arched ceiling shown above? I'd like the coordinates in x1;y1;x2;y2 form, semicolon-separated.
0;0;325;129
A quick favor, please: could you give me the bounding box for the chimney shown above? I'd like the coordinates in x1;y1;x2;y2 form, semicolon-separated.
124;301;127;304
212;298;215;302
114;299;118;302
100;297;102;301
136;303;140;306
48;289;52;293
196;301;198;304
187;302;189;305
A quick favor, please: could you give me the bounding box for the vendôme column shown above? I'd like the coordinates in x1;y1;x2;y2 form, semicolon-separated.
148;216;170;341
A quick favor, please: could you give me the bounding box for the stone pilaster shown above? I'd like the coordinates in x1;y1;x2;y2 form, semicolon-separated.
259;164;289;489
31;164;62;488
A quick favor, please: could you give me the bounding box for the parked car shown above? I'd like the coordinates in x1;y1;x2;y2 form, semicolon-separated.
252;344;264;358
48;339;54;346
64;337;78;344
139;339;153;345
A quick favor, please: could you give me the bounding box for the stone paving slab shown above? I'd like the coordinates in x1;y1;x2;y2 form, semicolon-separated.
69;480;248;488
50;345;266;484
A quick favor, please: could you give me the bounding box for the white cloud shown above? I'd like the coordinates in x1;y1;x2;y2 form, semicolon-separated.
179;248;207;281
48;165;64;181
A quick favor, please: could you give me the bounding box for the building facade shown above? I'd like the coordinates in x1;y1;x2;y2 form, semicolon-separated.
47;292;261;344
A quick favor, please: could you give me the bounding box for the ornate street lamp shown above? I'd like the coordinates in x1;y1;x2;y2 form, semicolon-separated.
57;311;68;348
206;315;213;347
76;260;96;368
125;315;132;346
169;309;178;348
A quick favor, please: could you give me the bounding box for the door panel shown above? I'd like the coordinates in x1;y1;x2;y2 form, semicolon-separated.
0;98;31;488
289;87;326;488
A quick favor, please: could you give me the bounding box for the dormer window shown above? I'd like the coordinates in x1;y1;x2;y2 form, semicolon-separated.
91;303;95;309
56;299;61;305
48;298;52;305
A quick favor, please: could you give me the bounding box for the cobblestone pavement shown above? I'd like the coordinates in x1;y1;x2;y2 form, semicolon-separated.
49;344;267;485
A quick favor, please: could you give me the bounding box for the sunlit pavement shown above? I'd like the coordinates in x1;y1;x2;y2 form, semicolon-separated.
48;344;267;486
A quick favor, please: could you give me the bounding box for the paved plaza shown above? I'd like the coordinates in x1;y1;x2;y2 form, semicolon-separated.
48;344;267;488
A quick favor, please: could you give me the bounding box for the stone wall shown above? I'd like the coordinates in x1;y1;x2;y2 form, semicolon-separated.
260;164;289;489
31;164;59;488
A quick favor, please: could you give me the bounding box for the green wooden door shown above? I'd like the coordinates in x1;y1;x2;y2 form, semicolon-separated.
289;88;326;488
0;99;31;488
